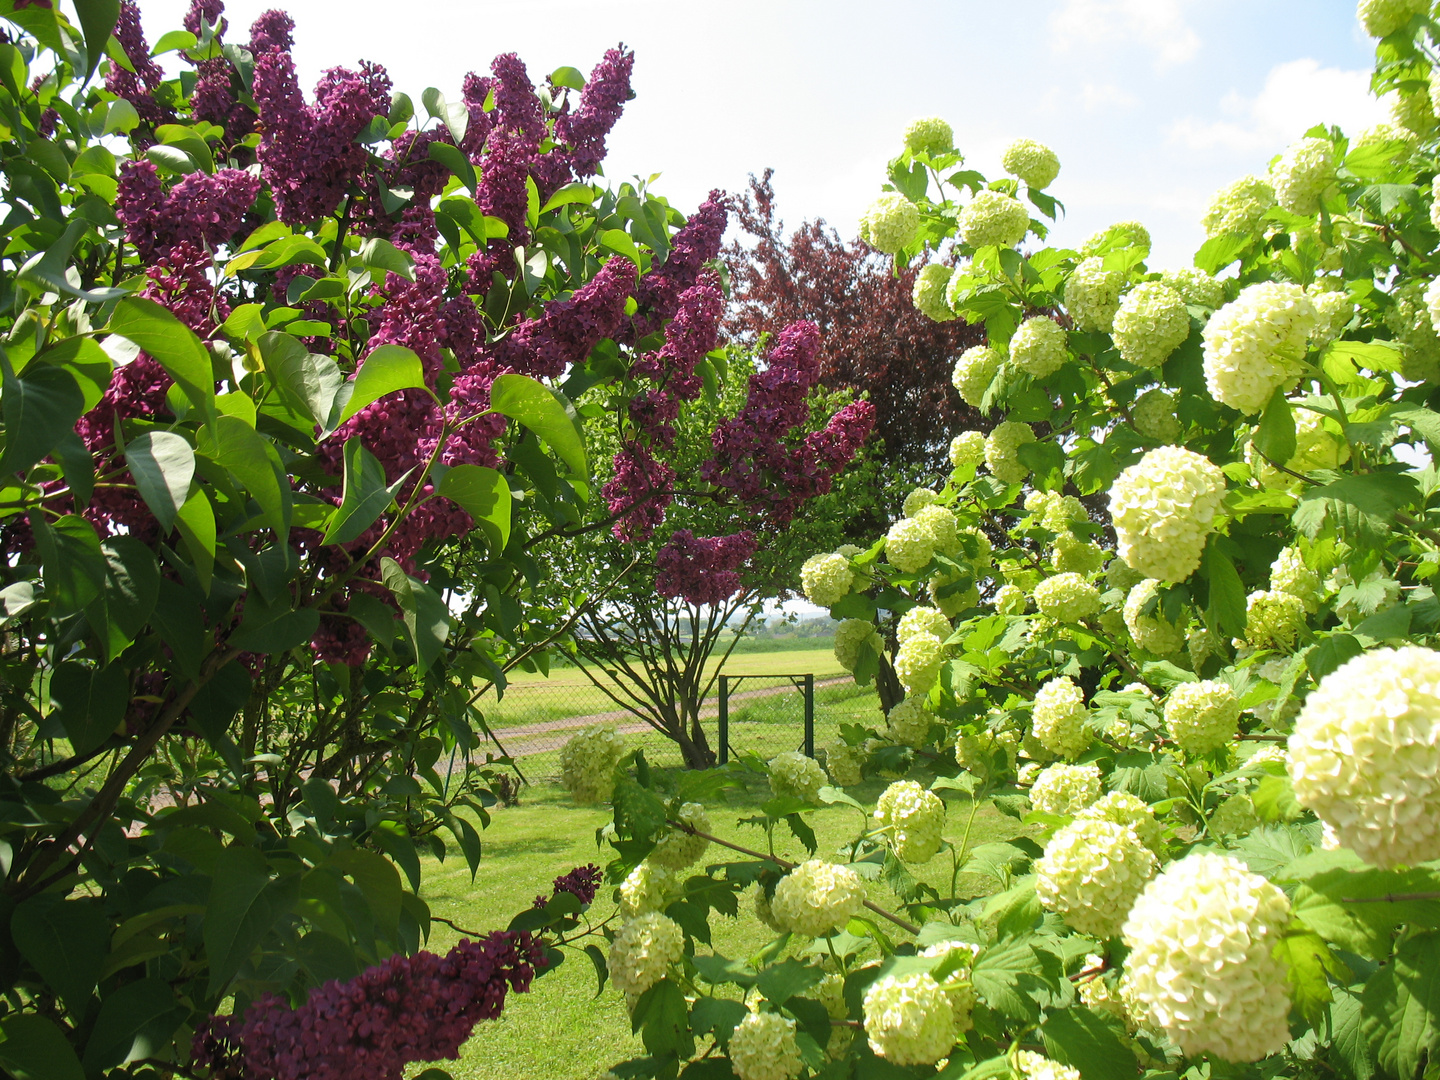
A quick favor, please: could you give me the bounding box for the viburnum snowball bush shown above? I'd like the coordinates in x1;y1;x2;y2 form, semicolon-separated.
1288;646;1440;867
1123;580;1188;654
1084;220;1152;256
1065;258;1125;332
1202;282;1318;414
994;583;1027;615
958;189;1030;248
919;941;980;1031
620;860;683;917
904;116;954;154
914;503;960;556
649;803;710;870
1359;0;1428;36
771;860;865;936
1202;174;1276;237
886;516;936;573
1210;792;1260;837
896;631;946;695
985;421;1037;483
560;725;627;804
1034;573;1101;622
956;728;1020;781
1112;283;1191;369
1079;791;1164;853
886;697;934;747
1160;267;1226;309
1031;676;1092;760
861;192;921;254
949;430;987;468
1132;388;1181;443
1271;546;1322;611
727;1012;803;1080
769;751;828;804
835;619;883;671
1244;589;1307;651
1011;316;1070;377
913;262;956;322
1030;763;1103;816
1110;447;1227;582
823;741;865;786
1002;139;1061;189
1015;1051;1083;1080
861;973;956;1065
952;344;1002;406
1121;854;1292;1062
1271;137;1336;215
1164;680;1242;755
609;914;685;1002
1036;817;1159;939
875;780;946;862
898;605;952;645
800;552;855;607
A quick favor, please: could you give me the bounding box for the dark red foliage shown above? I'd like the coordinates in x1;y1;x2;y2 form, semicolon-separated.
724;170;987;472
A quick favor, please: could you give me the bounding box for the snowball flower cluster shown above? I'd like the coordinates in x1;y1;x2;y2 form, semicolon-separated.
1358;0;1427;38
896;631;945;695
919;941;979;1032
898;606;951;646
885;517;935;573
1210;792;1260;837
956;727;1019;781
1110;447;1227;582
1083;221;1151;257
862;973;955;1065
1066;258;1124;332
1112;283;1190;369
985;421;1036;484
823;741;865;786
800;552;855;608
905;488;938;518
875;780;946;862
728;1012;803;1080
1011;315;1069;377
1132;388;1181;443
1245;589;1307;652
1202;175;1276;238
834;618;883;672
1002;138;1061;189
1160;267;1226;309
886;697;934;747
903;116;953;155
768;751;827;804
1121;853;1292;1062
1310;283;1354;349
620;860;683;917
1080;790;1164;853
860;193;920;254
914;503;959;557
650;802;710;870
1030;762;1102;815
949;431;986;468
1164;680;1241;755
1016;1051;1082;1080
559;724;627;804
1288;646;1440;867
994;583;1026;615
958;189;1030;248
1271;137;1335;216
1036;817;1158;939
772;860;865;936
608;913;684;1001
1034;573;1101;623
1270;547;1321;612
951;345;1001;407
913;263;955;322
1031;676;1092;760
1202;282;1317;415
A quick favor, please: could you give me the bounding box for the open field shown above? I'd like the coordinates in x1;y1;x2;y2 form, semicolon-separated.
415;773;1027;1080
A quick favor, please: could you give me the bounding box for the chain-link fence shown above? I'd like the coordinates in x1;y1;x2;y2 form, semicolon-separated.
468;669;883;784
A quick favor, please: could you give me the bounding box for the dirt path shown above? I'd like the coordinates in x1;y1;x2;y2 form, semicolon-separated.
484;676;852;760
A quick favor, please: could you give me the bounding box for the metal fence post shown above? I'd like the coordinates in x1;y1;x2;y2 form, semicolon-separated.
718;675;729;765
803;673;814;758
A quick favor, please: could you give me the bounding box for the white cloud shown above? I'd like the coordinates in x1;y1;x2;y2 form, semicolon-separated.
1049;0;1201;68
1169;58;1388;152
1080;83;1140;112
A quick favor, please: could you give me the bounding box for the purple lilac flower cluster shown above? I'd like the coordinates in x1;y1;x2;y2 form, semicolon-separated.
115;161;260;261
655;530;758;607
105;0;167;130
535;863;605;907
554;47;634;180
192;930;543;1080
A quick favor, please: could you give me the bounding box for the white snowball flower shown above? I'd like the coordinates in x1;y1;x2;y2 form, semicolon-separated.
822;741;865;786
860;193;920;254
1165;679;1241;755
1358;0;1428;37
1132;388;1181;443
1113;282;1190;369
1002;139;1061;188
1121;853;1292;1062
1066;257;1124;333
896;631;945;696
985;421;1036;484
886;517;936;574
1202;175;1276;238
1202;282;1317;415
1270;137;1336;215
913;262;955;323
1031;676;1092;760
914;503;960;558
1309;282;1353;350
958;189;1030;248
1036;818;1158;938
1011;315;1069;377
772;860;865;936
994;583;1027;615
862;973;956;1065
919;941;980;1032
1270;547;1321;612
1030;762;1103;816
1110;447;1227;582
609;913;684;1002
885;696;934;748
897;606;951;647
835;619;882;672
768;751;827;804
955;727;1019;781
902;487;938;518
1288;646;1440;867
1079;790;1164;853
1034;572;1102;623
728;1011;803;1080
650;802;711;870
1244;589;1307;652
560;724;627;804
1015;1051;1082;1080
875;780;946;862
619;860;683;918
951;345;1002;407
800;552;855;608
1083;220;1152;257
1159;267;1226;309
904;116;953;155
950;430;986;468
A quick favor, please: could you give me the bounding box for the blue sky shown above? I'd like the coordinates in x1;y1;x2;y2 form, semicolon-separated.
144;0;1383;269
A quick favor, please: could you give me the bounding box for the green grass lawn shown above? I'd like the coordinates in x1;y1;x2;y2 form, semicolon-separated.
414;771;1027;1080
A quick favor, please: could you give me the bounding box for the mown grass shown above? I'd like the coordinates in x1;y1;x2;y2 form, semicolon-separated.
414;771;1027;1080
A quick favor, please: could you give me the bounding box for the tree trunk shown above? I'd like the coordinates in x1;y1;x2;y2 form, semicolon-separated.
876;653;903;714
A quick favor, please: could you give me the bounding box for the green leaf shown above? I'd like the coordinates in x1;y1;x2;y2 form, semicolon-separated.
48;659;124;757
1040;1007;1137;1080
1294;866;1440;958
29;513;107;615
426;140;476;194
11;895;109;1015
155;125;215;174
93;536;160;660
1;356;84;477
358;236;416;282
1361;930;1440;1080
335;344;432;427
632;979;693;1058
1253;386;1297;467
225;235;326;275
380;557;451;673
101;98;140;135
228;604;319;655
1294;472;1418;548
82;977;185;1073
1332;987;1376;1080
550;65;586;90
420;86;468;144
0;1014;85;1080
196;416;288;538
1307;633;1365;681
260;334;343;427
541;181;596;214
328;848;402;936
488;373;587;476
15;219;127;302
1253;772;1304;823
437;464;511;553
124;431;194;534
1390;404;1440;450
971;937;1044;1023
756;958;824;1005
73;0;120;80
204;846;276;996
1193;232;1250;274
689;996;746;1046
599;228;642;264
175;488;216;594
323;438;406;544
1276;926;1343;1024
109;297;217;425
145;144;198;174
1202;540;1246;639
